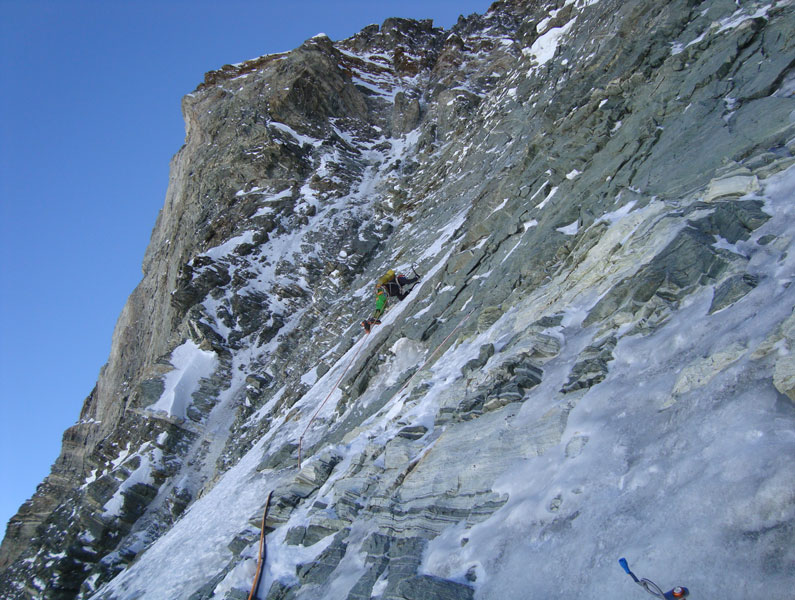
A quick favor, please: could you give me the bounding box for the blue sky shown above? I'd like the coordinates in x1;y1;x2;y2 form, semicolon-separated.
0;0;490;539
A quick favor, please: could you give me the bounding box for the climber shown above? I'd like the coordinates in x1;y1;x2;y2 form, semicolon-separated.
361;267;421;333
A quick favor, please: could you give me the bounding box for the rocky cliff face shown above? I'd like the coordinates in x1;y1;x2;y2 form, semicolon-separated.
2;0;794;598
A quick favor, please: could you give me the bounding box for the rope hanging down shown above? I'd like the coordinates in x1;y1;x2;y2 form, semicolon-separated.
363;309;475;429
391;310;474;402
296;309;473;469
297;334;369;468
247;491;274;600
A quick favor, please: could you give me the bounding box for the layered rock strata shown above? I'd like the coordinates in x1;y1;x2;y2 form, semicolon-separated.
1;0;794;599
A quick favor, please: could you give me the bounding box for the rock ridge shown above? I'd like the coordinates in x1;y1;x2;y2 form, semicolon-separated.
2;1;794;598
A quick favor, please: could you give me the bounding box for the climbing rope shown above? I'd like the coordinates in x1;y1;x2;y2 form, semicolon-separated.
296;308;473;469
247;490;274;600
297;333;369;468
390;310;474;402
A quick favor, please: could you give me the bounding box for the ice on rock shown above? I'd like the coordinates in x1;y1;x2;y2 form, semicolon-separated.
6;2;795;599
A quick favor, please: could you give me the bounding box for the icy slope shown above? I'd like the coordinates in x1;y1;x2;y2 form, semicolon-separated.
2;0;794;598
92;166;795;599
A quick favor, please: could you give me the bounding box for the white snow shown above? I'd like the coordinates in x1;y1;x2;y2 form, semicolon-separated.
674;3;774;54
488;198;509;216
599;199;637;224
536;186;558;210
85;40;795;595
712;234;748;257
251;189;293;217
416;167;795;600
269;121;323;147
147;341;218;419
419;209;469;262
300;367;319;387
525;18;576;67
557;220;579;235
110;443;131;468
201;231;255;262
529;180;549;203
102;449;159;518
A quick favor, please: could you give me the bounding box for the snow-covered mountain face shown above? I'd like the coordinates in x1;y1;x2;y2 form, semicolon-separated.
2;0;794;598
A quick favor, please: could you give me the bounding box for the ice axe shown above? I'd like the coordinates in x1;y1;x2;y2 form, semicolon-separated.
619;557;689;599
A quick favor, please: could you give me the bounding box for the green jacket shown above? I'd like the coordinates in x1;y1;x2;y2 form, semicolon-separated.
373;286;387;318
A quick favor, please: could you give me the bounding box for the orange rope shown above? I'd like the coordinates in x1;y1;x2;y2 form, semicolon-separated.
297;333;369;468
247;490;273;600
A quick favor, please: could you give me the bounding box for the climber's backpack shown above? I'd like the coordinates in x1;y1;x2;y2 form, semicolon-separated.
375;269;396;288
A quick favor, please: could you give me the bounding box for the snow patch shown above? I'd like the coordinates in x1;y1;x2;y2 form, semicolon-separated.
536;186;558;210
557;220;579;235
147;341;218;419
525;18;576;67
270;121;323;147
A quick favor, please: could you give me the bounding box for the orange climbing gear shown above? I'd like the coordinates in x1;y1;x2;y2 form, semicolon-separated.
247;491;274;600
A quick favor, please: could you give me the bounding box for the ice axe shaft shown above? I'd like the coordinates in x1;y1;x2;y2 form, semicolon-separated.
618;557;689;599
